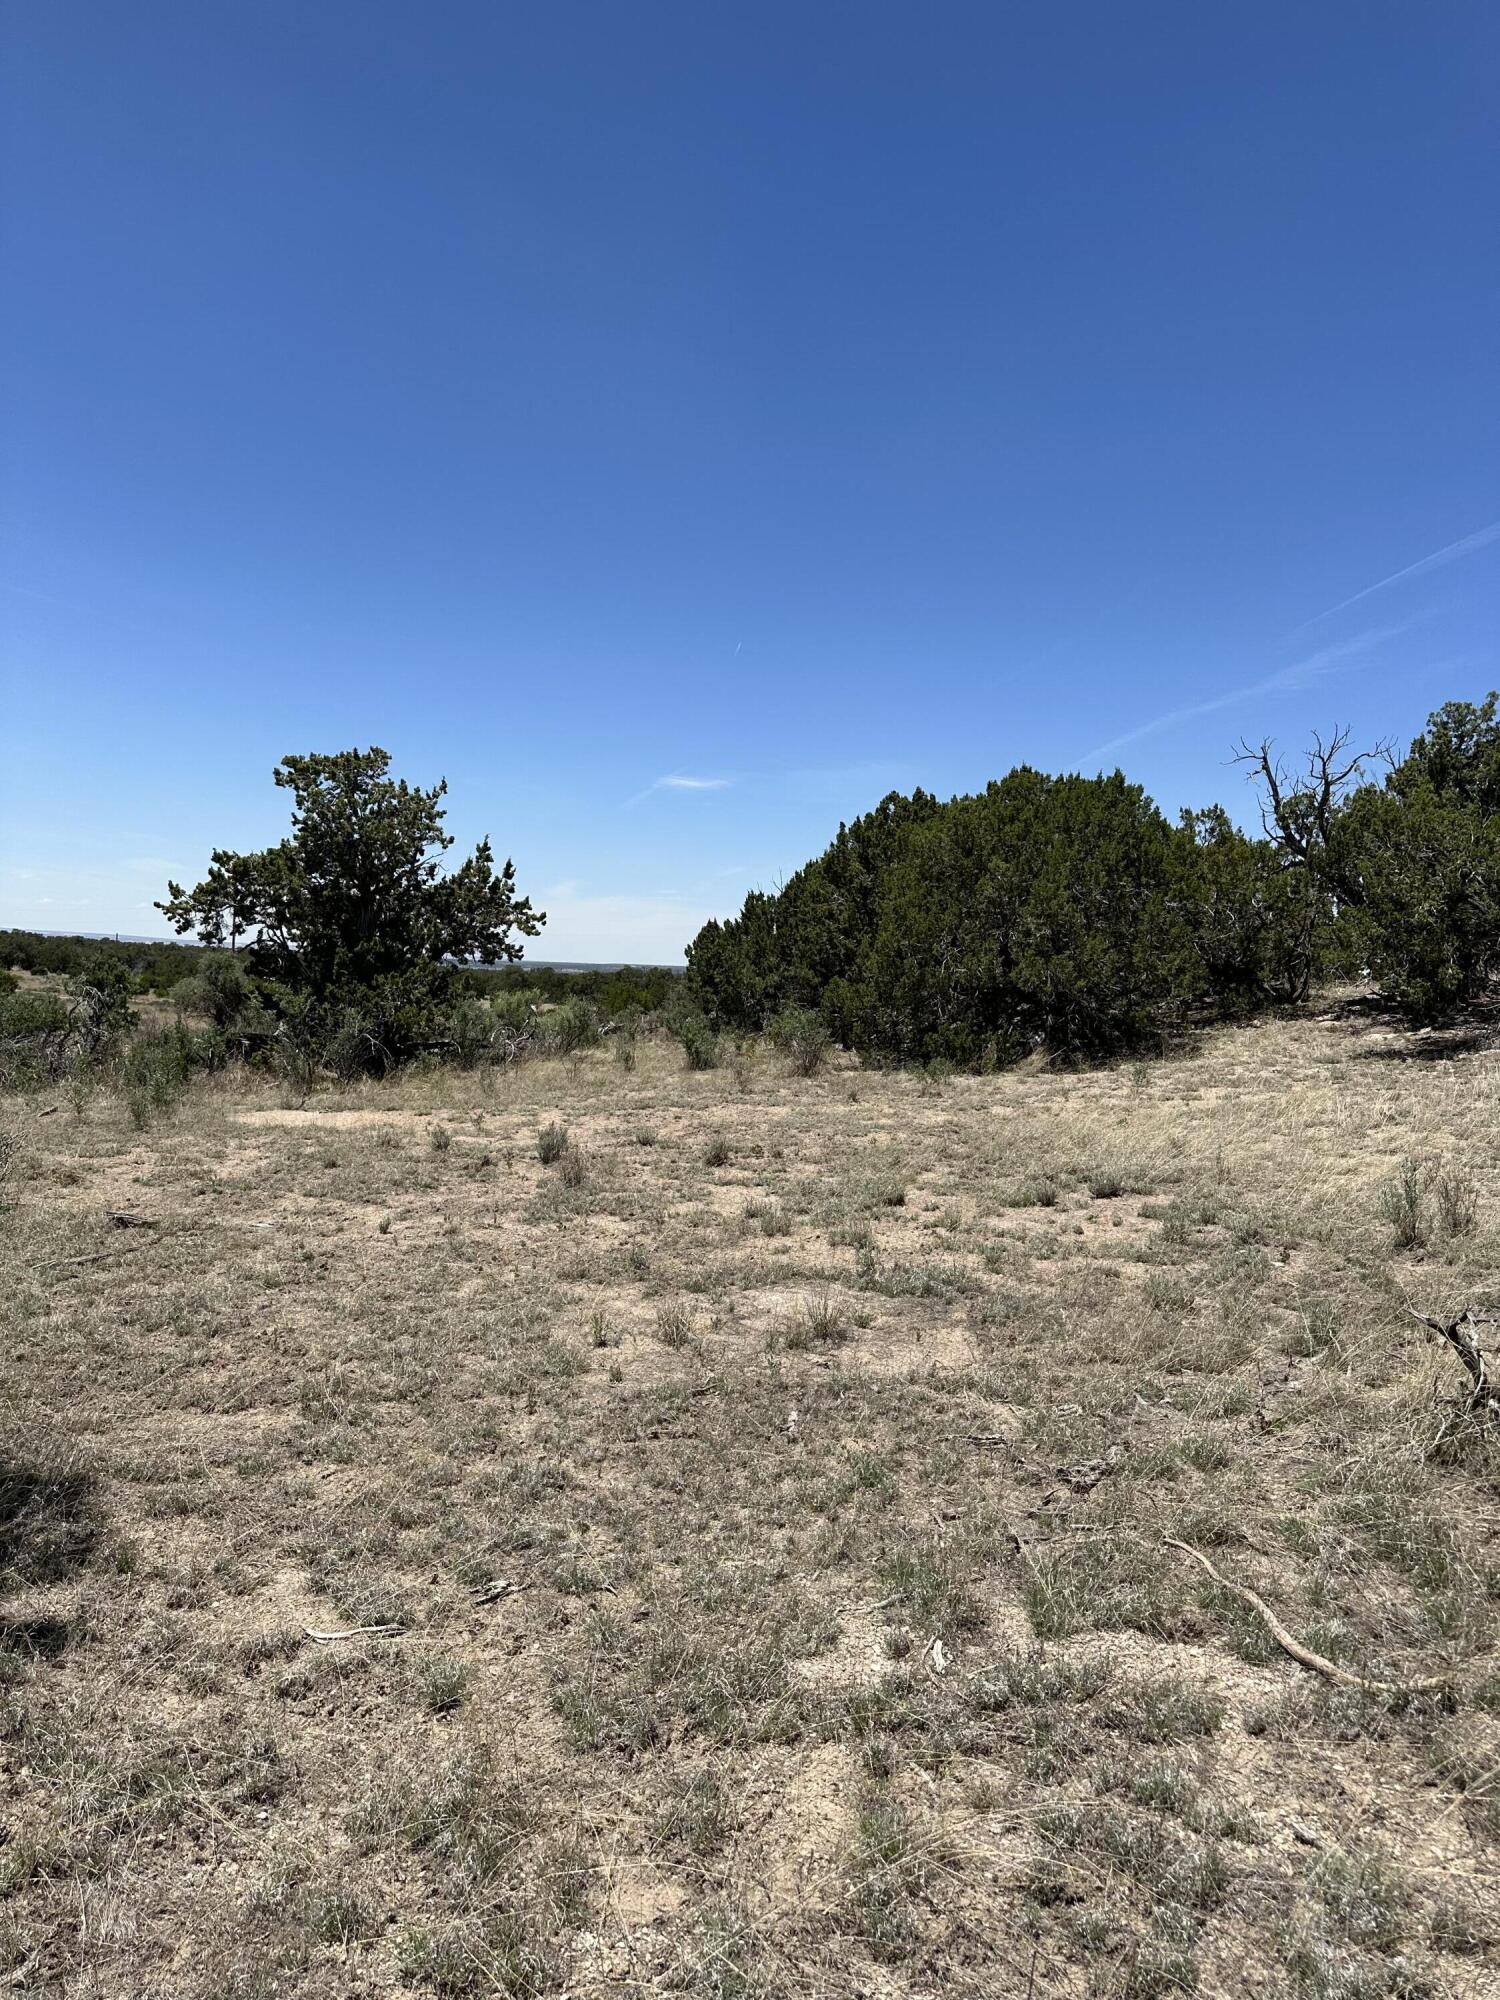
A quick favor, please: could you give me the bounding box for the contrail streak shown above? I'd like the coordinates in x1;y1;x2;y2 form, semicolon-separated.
1290;519;1500;636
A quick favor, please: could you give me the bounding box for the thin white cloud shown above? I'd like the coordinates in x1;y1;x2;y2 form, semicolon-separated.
1290;518;1500;637
624;774;732;808
1082;623;1409;767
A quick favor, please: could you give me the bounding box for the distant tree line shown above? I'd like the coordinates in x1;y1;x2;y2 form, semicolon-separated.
0;926;677;1020
685;694;1500;1065
0;930;203;992
475;961;680;1015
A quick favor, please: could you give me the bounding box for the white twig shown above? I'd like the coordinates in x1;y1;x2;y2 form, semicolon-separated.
302;1623;405;1642
1165;1539;1450;1698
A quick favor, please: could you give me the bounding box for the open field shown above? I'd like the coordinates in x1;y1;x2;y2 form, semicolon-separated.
3;1003;1499;1997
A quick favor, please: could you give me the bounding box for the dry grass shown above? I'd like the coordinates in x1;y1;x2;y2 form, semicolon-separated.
2;999;1499;1996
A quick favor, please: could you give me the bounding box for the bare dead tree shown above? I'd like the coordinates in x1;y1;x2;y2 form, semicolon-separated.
1232;726;1389;889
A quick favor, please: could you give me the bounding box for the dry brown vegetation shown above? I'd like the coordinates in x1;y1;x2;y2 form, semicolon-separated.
3;1000;1499;1997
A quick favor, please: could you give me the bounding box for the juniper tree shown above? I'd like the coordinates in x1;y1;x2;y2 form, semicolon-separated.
159;748;542;1065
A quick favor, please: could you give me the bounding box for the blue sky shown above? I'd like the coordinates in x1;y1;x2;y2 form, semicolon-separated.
3;3;1497;962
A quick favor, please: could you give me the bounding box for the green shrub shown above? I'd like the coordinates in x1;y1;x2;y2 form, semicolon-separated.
172;953;260;1031
689;772;1205;1066
769;1006;832;1076
121;1025;200;1127
1433;1164;1479;1237
0;988;72;1088
1379;1157;1427;1250
676;1011;720;1071
539;999;601;1054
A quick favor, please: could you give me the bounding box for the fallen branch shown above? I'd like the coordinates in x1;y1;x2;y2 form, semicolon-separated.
302;1623;405;1643
42;1220;203;1275
43;1237;161;1273
1408;1308;1498;1424
471;1577;524;1606
1164;1538;1451;1699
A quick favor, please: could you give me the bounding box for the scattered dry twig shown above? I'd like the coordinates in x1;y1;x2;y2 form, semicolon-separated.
1164;1538;1451;1698
43;1238;161;1274
470;1578;524;1605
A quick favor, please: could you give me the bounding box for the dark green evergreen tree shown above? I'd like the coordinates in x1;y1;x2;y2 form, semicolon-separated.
159;748;542;1068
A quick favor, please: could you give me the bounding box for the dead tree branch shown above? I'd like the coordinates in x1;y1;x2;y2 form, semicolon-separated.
1232;726;1388;896
1408;1307;1498;1426
1164;1538;1451;1698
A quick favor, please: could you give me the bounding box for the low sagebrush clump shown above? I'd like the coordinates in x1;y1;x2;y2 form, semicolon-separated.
536;1121;570;1165
769;1006;832;1077
1379;1157;1427;1250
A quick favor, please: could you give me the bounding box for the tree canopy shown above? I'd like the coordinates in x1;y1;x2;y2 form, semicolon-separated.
158;748;541;992
686;769;1308;1065
689;693;1500;1064
156;748;542;1072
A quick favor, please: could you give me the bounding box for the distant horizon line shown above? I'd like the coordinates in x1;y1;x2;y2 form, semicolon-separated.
0;926;683;973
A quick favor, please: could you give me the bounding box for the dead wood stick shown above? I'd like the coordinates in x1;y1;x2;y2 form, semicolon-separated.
302;1623;406;1643
42;1220;205;1274
42;1238;160;1273
1163;1538;1451;1698
1407;1308;1497;1419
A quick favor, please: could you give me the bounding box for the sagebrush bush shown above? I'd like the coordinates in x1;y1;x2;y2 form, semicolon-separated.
537;1121;570;1165
539;1000;601;1055
1433;1163;1478;1237
768;1006;831;1076
1379;1157;1427;1250
676;1011;720;1071
122;1024;206;1128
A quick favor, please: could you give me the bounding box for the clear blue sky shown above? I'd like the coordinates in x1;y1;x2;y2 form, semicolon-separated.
3;3;1497;962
